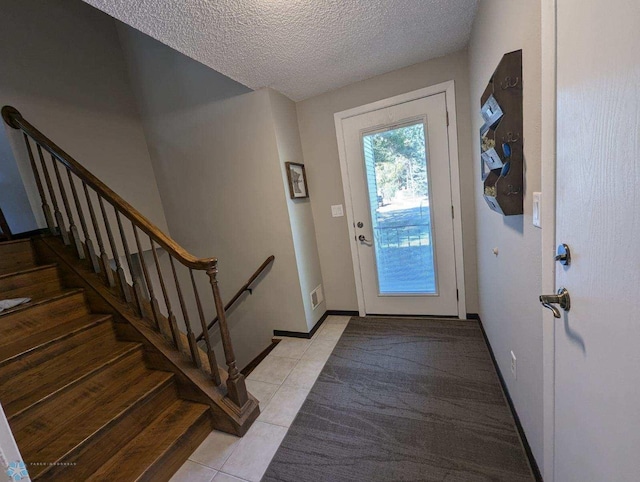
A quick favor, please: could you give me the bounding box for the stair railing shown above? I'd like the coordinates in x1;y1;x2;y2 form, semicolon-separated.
196;255;274;342
1;106;250;412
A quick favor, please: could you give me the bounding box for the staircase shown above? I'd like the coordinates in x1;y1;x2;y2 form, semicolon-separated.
0;106;263;480
0;238;213;480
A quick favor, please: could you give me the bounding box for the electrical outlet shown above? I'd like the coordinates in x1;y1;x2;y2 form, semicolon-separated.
510;351;517;379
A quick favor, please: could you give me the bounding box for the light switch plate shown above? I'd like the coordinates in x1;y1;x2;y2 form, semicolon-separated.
533;192;542;228
331;204;344;217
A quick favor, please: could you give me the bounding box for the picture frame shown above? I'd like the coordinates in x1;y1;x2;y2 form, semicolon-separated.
285;162;309;199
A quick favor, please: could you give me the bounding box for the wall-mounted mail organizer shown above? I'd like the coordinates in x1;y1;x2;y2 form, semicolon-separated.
480;49;523;215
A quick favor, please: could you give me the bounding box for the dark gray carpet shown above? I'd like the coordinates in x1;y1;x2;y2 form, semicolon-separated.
262;317;534;482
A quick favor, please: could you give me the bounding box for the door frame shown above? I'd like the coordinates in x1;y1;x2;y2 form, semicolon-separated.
541;0;557;480
334;81;466;318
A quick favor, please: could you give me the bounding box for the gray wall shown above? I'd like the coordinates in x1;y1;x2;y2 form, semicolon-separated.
468;0;543;466
296;50;478;312
0;0;168;234
0;126;35;233
268;90;326;330
118;25;314;367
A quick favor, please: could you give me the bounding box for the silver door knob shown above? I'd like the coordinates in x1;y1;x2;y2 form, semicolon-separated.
539;287;571;318
358;234;371;243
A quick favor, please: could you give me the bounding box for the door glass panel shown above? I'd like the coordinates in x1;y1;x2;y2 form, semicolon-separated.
362;122;436;294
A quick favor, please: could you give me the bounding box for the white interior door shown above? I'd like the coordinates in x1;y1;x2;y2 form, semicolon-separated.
553;0;640;480
338;92;458;316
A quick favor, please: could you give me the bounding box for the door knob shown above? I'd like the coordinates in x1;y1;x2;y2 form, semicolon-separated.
539;287;571;318
358;234;371;243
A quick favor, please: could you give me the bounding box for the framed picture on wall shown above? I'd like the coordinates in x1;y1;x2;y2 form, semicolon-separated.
285;162;309;199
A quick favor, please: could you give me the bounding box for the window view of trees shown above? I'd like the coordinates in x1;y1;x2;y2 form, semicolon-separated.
370;123;428;205
364;122;435;294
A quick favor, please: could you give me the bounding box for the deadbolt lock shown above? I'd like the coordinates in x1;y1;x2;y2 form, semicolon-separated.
555;244;571;266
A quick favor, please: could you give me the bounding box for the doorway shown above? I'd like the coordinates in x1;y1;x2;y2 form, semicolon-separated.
335;82;465;317
543;0;640;481
540;0;640;480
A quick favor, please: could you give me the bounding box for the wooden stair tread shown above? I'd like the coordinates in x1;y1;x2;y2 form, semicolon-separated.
0;315;116;366
0;313;111;365
0;239;36;274
0;288;84;324
0;288;84;318
0;264;62;307
0;263;56;279
0;322;140;418
12;353;175;479
86;399;211;482
40;379;179;480
0;290;89;340
0;239;33;246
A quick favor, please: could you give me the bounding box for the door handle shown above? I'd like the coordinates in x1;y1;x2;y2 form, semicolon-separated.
539;287;571;318
358;234;371;243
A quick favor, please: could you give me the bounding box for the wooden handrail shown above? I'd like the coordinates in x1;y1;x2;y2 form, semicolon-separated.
197;255;275;341
1;106;215;270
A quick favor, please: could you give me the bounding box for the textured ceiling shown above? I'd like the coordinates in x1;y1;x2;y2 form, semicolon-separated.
83;0;478;101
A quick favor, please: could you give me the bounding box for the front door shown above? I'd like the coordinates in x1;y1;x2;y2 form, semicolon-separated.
553;0;640;479
338;92;458;316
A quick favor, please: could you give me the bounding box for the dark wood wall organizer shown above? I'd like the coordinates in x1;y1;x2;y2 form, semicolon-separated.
480;50;523;216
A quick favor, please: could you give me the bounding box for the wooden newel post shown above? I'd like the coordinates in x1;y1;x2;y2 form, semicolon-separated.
207;264;249;409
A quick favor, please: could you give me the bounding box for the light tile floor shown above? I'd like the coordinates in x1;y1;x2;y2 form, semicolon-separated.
170;315;350;482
